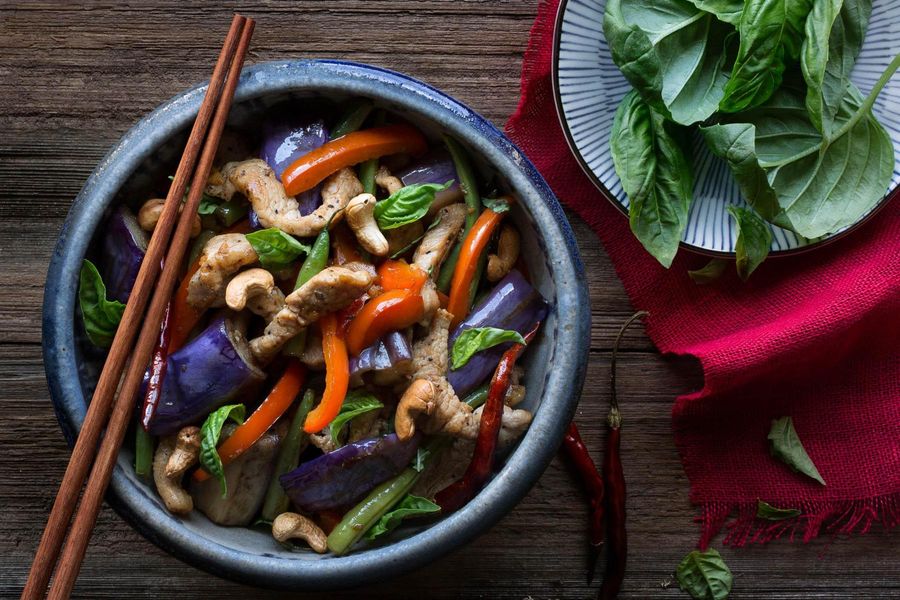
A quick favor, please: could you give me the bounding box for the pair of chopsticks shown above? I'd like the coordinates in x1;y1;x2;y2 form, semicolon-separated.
22;14;255;600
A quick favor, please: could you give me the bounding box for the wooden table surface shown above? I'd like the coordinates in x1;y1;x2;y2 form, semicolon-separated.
1;2;897;598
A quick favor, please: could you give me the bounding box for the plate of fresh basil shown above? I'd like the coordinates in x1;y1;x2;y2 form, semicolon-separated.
552;0;900;273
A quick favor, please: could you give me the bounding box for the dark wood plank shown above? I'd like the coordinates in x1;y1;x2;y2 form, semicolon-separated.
0;2;896;598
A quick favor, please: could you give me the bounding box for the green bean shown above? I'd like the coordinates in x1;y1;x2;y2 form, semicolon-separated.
463;383;490;410
188;229;216;265
326;437;451;554
283;228;330;357
261;390;315;521
327;467;420;555
437;135;483;294
330;100;375;140
443;134;481;230
215;198;248;227
359;110;386;195
134;424;154;478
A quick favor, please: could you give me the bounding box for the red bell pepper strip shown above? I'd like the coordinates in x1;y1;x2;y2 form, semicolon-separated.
345;287;425;357
304;313;350;433
281;124;428;197
377;259;427;291
446;206;506;328
194;360;306;482
435;323;539;513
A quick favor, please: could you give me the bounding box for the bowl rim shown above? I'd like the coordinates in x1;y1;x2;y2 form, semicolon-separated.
550;0;899;259
41;59;591;589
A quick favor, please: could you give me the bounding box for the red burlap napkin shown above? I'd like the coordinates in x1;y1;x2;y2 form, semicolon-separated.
507;0;900;547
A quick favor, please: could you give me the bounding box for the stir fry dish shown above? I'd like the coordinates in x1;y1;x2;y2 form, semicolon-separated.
77;99;548;556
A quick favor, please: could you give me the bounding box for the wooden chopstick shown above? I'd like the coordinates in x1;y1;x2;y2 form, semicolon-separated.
22;15;254;600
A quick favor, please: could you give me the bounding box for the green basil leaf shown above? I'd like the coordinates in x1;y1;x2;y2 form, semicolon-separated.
374;181;453;230
686;0;744;25
702;74;896;239
245;228;311;270
450;327;526;370
727;206;772;280
364;494;440;541
199;404;246;497
768;416;826;485
604;0;734;125
78;259;126;348
719;0;814;113
610;90;693;268
688;258;728;285
676;548;733;600
801;0;871;137
482;196;510;213
757;499;801;521
328;391;383;445
197;194;221;215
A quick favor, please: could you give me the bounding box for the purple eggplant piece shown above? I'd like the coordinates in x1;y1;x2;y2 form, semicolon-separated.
280;433;420;513
349;331;412;378
146;315;265;436
260;117;328;217
398;150;463;207
247;207;263;231
447;270;548;397
101;206;148;303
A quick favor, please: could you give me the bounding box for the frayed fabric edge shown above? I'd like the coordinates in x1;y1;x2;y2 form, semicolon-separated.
696;493;900;550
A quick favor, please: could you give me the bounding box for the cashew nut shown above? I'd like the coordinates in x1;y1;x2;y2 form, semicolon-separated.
137;198;202;238
487;224;520;282
153;432;195;515
505;384;526;407
394;379;436;441
345;193;389;257
225;268;285;322
272;512;328;553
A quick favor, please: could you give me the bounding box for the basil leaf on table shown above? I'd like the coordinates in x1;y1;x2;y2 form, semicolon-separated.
78;259;126;348
610;90;693;268
676;548;733;600
245;228;311;270
719;0;814;113
604;0;734;125
450;327;527;370
199;404;246;497
727;206;771;280
768;416;826;485
702;73;896;239
374;181;454;230
688;258;728;285
686;0;744;25
801;0;871;137
757;499;802;520
329;391;383;445
364;494;440;541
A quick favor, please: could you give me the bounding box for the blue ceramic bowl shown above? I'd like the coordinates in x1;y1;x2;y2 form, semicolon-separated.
42;60;590;589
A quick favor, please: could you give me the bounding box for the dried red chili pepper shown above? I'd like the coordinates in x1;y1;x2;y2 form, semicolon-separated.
435;323;541;513
140;302;172;429
561;421;605;583
598;310;647;599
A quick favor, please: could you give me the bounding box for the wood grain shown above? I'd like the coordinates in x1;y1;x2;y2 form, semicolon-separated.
0;2;896;598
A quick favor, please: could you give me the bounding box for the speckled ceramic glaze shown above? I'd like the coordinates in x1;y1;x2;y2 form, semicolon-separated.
42;60;590;589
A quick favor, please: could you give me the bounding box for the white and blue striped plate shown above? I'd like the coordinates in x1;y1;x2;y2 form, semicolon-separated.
552;0;900;256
